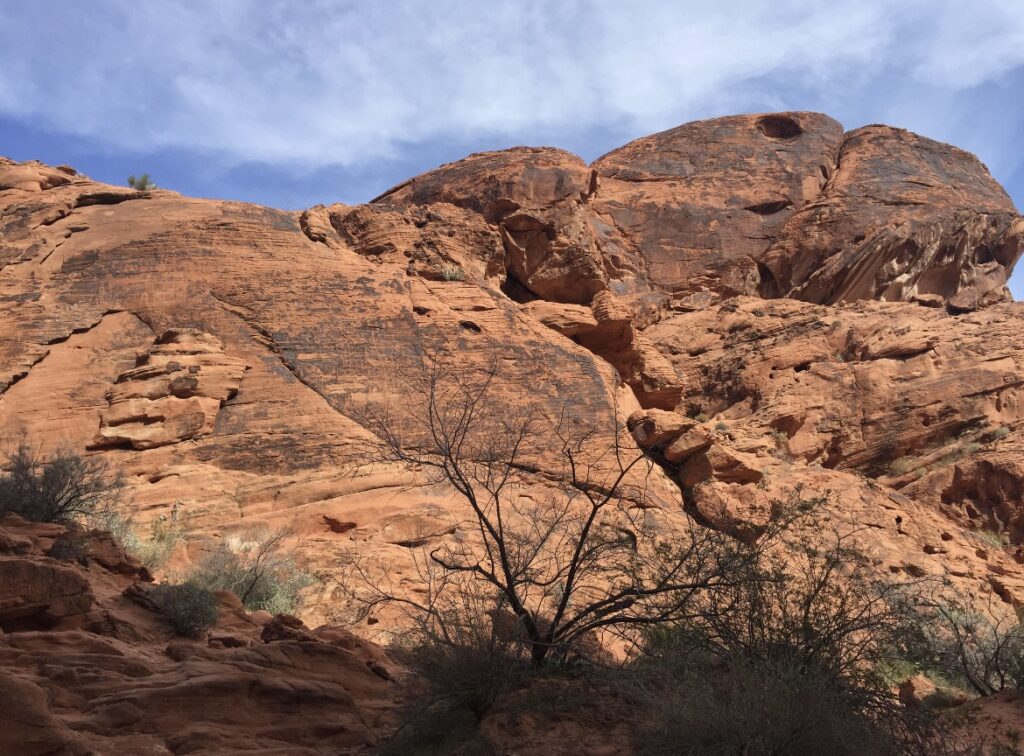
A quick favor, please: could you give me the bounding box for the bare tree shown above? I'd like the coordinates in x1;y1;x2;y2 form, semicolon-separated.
348;355;768;665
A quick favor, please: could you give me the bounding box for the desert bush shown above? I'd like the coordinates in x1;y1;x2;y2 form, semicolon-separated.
188;525;312;614
971;528;1009;548
923;597;1024;696
379;591;550;754
890;457;916;475
440;263;466;282
636;649;903;755
127;173;156;190
630;531;960;755
0;443;120;524
399;596;528;722
151;581;219;638
93;506;185;570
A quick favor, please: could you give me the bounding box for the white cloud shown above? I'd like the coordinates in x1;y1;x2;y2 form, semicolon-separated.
1;0;1022;171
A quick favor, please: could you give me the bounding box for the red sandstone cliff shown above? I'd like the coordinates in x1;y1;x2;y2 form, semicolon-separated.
1;111;1023;752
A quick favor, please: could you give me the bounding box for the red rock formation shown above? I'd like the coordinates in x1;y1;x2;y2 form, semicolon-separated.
0;515;395;754
373;113;1022;315
1;112;1023;750
760;125;1024;309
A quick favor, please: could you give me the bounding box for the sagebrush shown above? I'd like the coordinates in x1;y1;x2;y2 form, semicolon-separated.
188;525;313;614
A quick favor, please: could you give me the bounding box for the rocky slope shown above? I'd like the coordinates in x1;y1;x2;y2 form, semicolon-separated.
0;514;395;754
1;111;1024;751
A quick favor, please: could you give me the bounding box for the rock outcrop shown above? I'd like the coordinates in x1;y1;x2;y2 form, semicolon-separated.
0;112;1023;751
375;113;1022;315
0;515;395;755
92;329;247;450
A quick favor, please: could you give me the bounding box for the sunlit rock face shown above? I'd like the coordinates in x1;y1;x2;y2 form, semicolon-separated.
0;112;1022;751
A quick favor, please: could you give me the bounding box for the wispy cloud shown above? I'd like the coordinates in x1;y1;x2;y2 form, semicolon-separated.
1;0;1022;175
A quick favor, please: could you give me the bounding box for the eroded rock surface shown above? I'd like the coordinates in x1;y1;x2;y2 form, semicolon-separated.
92;329;247;450
1;112;1023;751
759;125;1024;309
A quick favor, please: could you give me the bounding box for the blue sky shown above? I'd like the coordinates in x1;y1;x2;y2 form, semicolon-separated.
2;1;1022;296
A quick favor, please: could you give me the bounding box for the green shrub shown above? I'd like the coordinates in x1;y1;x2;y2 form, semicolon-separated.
972;529;1009;548
636;650;903;755
151;581;218;638
379;599;526;754
126;173;156;190
397;614;526;722
440;264;466;282
0;444;120;524
923;599;1024;696
188;525;312;614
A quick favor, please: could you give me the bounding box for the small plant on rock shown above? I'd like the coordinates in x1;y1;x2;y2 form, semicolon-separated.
127;173;156;190
151;581;219;638
440;263;466;282
93;503;185;570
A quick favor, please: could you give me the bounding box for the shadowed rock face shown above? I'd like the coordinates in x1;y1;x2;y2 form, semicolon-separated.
1;113;1023;751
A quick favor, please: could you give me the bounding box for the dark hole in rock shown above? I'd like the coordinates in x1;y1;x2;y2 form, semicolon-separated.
794;362;811;372
412;305;430;315
757;115;803;139
459;320;482;334
756;262;779;299
744;199;792;215
323;516;357;534
500;271;538;304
